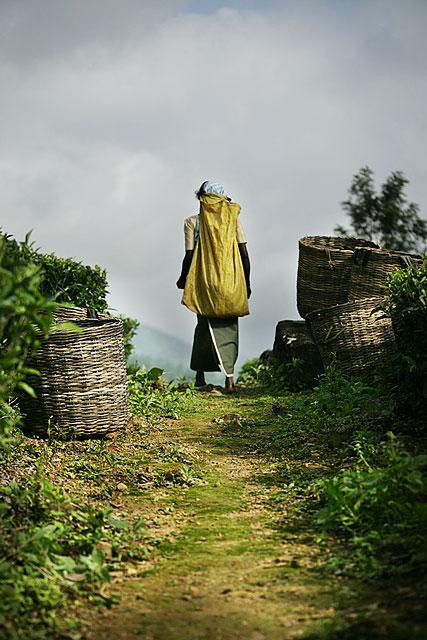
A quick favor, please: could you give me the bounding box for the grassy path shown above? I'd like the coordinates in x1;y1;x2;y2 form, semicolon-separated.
80;390;381;640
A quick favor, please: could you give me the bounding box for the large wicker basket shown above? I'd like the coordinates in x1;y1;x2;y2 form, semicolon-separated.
297;236;378;318
348;247;422;301
306;297;395;376
19;318;129;438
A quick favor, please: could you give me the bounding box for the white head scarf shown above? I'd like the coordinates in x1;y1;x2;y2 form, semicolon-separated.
201;180;225;195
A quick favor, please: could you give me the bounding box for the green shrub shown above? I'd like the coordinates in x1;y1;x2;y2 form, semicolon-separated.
117;314;140;362
238;357;319;392
267;367;382;456
315;434;427;576
128;367;192;420
34;252;108;311
1;231;108;311
237;358;272;386
383;259;427;416
0;466;114;639
0;234;55;449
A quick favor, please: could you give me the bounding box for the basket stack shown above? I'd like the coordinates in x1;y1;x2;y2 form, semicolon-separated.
295;236;418;376
19;318;129;438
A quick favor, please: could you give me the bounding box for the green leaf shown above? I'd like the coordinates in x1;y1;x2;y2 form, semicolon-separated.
16;381;36;397
147;367;164;381
51;321;84;333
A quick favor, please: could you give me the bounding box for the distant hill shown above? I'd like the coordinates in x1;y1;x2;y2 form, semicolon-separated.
131;324;251;383
130;325;194;380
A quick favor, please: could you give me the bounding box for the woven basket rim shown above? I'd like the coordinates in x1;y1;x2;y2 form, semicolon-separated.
37;317;122;338
299;235;378;253
353;246;422;259
69;317;120;326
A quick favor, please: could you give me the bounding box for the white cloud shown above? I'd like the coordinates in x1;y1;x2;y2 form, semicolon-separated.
1;0;426;357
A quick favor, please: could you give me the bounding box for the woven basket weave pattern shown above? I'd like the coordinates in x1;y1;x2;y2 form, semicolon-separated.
52;305;110;323
20;319;129;438
306;297;395;375
297;236;378;318
52;305;88;322
348;248;422;301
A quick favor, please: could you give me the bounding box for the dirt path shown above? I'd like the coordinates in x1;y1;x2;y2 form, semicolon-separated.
80;390;357;640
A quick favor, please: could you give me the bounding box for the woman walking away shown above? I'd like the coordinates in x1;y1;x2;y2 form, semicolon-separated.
176;180;251;394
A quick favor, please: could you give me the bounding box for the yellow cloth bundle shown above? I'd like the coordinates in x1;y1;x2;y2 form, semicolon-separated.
182;194;249;318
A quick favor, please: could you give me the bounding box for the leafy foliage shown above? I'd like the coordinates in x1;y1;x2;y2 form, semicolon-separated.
128;367;192;420
0;441;154;640
387;259;427;357
269;368;380;456
0;231;108;311
238;356;322;392
315;434;427;576
117;314;140;362
34;251;109;311
0;234;55;449
0;467;108;638
237;358;270;386
335;166;427;252
238;363;426;579
379;259;427;417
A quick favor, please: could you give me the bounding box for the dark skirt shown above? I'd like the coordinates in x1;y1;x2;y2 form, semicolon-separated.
190;316;239;377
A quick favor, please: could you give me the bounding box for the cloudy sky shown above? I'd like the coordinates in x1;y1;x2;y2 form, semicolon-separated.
1;0;426;359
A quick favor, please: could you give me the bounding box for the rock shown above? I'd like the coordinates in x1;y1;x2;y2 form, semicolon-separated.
152;379;165;390
196;384;214;392
64;571;86;582
104;431;118;440
116;482;128;492
96;541;113;558
273;319;323;374
272;403;287;416
259;349;273;363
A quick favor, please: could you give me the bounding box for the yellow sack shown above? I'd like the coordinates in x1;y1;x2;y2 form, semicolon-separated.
182;193;249;318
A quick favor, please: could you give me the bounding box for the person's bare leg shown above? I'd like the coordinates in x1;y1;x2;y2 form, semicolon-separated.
225;376;236;393
195;371;206;387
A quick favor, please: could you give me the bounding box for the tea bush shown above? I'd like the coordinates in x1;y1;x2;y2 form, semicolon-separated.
0;231;108;311
0;234;55;449
238;356;319;392
35;252;108;311
315;434;427;577
128;367;192;420
237;358;272;386
385;259;427;416
0;463;121;639
268;367;383;457
117;314;140;362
